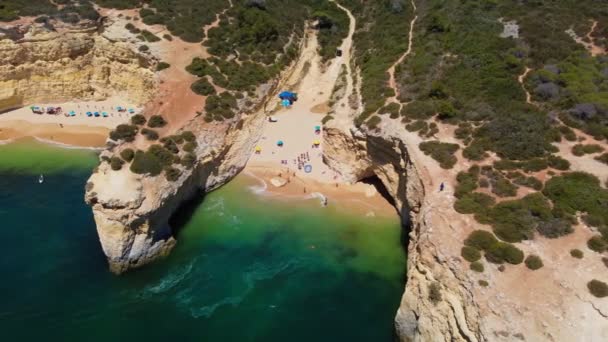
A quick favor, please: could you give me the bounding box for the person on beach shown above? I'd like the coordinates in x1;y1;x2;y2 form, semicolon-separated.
440;182;445;192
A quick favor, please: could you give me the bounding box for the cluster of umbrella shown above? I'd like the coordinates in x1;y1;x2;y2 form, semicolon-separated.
117;106;136;114
86;111;109;117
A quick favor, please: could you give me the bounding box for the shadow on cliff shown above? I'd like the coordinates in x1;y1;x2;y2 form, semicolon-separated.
168;189;207;237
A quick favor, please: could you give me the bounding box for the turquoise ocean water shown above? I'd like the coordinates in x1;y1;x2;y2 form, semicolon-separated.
0;140;406;341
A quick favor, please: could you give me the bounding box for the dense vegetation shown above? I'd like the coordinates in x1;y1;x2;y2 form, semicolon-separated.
0;0;99;23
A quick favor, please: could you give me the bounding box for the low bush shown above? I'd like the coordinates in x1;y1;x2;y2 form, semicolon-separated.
141;128;159;141
181;131;196;142
164;167;181;181
587;280;608;298
139;44;149;52
379;103;401;118
110;156;124;171
461;246;481;262
570;249;584;259
156;62;170;71
109;124;138;142
130;150;162;176
588;235;607;253
454;192;494;215
478;280;489;287
464;230;498;251
148;115;167;128
181;153;197;169
428;282;442;304
492;177;518;197
183;141;197;153
366;115;382;130
572;144;603;156
131;114;146;125
163;139;179;154
525;255;543;270
595;153;608;165
191;78;216;96
419;141;459;169
536;218;574;238
485;241;524;265
120;148;135;162
140;29;160;42
470;261;484;273
147;145;174;167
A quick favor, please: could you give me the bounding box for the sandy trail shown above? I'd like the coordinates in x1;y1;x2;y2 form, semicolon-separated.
385;0;418;109
568;20;606;57
518;66;533;105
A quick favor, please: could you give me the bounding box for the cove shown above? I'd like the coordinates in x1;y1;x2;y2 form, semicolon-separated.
0;140;406;341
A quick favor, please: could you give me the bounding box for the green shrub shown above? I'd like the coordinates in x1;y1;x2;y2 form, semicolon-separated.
570;249;584;259
461;246;481;262
147;145;174;167
110;157;124;171
464;230;499;251
130;150;162;176
120;148;135;162
478;280;489;287
588;235;607;253
163;34;173;41
140;128;158;141
485;242;524;265
156;62;170;71
595;153;608;165
181;153;197;169
322;115;334;124
109;124;138;142
572;144;603;156
428;282;442;304
547;155;569;171
131;114;146;125
181;131;196;142
148;115;167;128
138;44;149;52
419;141;459;169
140;29;160;42
379;103;401;118
536;218;574;238
470;261;484;273
163;139;179;154
366;115;382;130
191;78;216;96
587;280;608;298
492;177;518;197
454;192;494;215
525;255;543;270
183;141;197;153
164;167;181;181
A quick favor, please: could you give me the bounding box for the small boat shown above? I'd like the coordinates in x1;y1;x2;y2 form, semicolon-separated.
38;174;44;184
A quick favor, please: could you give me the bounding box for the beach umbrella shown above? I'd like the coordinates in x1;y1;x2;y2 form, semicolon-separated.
94;112;100;117
255;146;262;153
69;110;76;116
102;112;108;117
313;140;320;145
277;140;284;147
281;99;291;107
315;126;321;130
128;108;135;113
304;165;312;173
86;111;92;117
116;106;122;111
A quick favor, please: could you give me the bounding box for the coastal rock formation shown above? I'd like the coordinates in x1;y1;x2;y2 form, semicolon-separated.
324;123;482;342
0;24;155;111
85;110;267;273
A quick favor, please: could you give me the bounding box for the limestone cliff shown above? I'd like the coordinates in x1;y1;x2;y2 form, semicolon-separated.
84;109;267;273
0;23;155;111
324;122;482;342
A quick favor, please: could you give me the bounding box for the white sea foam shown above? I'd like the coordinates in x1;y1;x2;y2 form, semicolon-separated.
244;170;268;194
33;137;103;151
144;261;195;295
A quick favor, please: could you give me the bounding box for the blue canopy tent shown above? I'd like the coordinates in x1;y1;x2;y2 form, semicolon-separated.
278;91;297;103
94;112;100;117
102;112;108;117
69;110;76;117
277;140;284;147
86;111;93;117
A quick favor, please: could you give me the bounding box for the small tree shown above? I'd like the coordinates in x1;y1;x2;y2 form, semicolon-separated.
148;115;167;128
428;282;442;304
525;255;543;270
587;280;608;298
110;156;124;171
120;148;135;162
131;114;146;125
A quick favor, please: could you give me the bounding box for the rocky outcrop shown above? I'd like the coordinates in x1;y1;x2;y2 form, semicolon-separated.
84;109;267;273
0;23;155;111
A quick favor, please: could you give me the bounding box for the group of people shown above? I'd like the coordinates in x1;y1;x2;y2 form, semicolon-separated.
295;152;311;171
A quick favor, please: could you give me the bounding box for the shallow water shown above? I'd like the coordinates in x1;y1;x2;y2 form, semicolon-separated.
0;140;406;341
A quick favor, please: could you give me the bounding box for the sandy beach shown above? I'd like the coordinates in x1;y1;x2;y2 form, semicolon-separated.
244;164;396;217
0;97;139;147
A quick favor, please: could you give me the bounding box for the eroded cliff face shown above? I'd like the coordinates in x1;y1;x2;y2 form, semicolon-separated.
324;122;482;342
84;109;267;273
0;24;155;111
